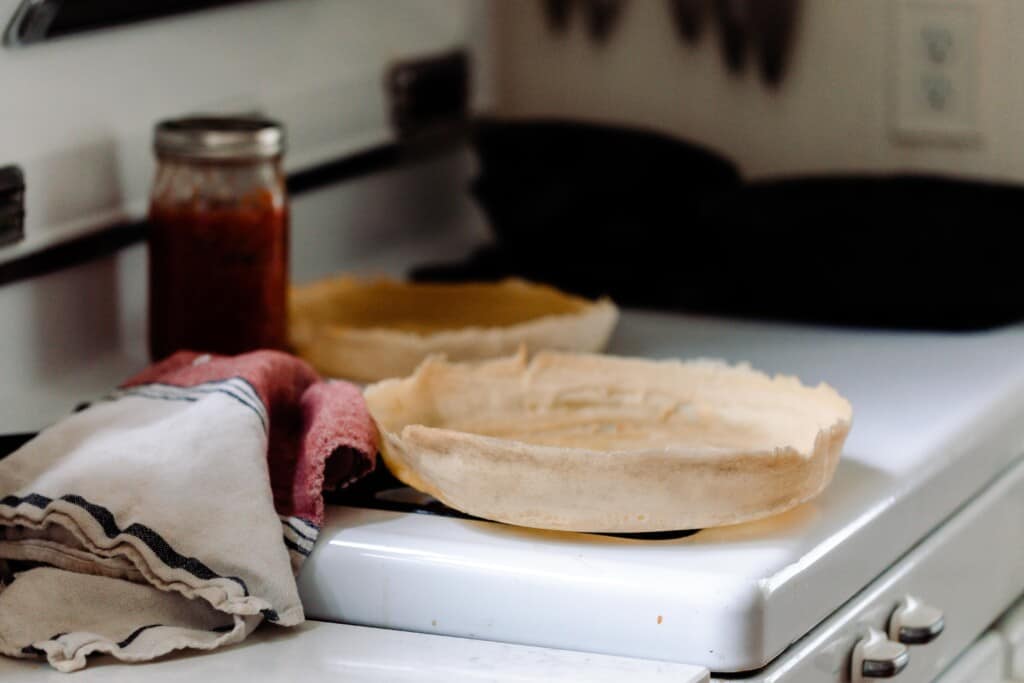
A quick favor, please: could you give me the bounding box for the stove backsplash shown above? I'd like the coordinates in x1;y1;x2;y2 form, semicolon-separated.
0;148;487;433
0;0;490;431
0;0;487;260
492;0;1021;182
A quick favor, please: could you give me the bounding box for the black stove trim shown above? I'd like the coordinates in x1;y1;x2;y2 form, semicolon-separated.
0;129;467;289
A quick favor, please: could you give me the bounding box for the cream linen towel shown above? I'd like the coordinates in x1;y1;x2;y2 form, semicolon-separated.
0;350;377;672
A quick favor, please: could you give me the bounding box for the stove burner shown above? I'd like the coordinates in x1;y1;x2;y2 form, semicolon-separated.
599;529;700;540
329;467;701;541
0;433;33;460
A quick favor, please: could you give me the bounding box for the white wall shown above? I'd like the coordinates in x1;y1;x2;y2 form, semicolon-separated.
492;0;1021;181
0;0;482;261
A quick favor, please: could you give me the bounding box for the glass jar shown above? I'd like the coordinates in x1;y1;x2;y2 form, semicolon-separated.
148;116;288;360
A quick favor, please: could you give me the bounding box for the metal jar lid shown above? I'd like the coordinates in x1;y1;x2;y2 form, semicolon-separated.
154;116;285;161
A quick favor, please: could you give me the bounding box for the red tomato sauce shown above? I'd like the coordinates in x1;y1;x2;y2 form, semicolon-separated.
148;190;288;360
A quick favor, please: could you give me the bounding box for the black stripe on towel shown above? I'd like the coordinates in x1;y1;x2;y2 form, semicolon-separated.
20;632;66;656
283;537;311;557
85;377;268;433
58;494;253;597
291;516;320;532
119;390;198;406
117;624;162;648
0;493;253;599
22;623;241;657
1;492;52;508
128;379;268;433
285;520;317;542
231;376;270;422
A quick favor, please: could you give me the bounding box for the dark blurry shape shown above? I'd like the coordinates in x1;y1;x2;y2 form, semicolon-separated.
583;0;625;43
386;50;470;142
543;0;574;33
669;0;707;43
691;176;1024;329
747;0;801;86
540;0;798;80
0;433;34;460
3;0;259;46
466;118;739;250
414;119;1024;331
328;463;701;541
712;0;749;73
0;165;25;248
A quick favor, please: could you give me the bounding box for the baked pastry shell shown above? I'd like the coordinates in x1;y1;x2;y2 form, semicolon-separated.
364;352;853;532
290;277;618;383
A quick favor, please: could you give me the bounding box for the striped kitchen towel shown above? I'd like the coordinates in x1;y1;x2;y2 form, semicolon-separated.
0;350;377;672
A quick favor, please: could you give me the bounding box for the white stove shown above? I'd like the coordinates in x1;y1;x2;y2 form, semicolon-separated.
298;310;1024;681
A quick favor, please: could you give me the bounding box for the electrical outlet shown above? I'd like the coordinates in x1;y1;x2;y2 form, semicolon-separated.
890;1;981;144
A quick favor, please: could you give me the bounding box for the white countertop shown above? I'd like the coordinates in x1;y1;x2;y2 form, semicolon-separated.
0;621;708;682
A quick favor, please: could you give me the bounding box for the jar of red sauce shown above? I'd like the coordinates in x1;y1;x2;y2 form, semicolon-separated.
148;116;288;360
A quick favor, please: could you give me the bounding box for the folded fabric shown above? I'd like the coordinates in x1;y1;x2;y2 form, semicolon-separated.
0;350;377;672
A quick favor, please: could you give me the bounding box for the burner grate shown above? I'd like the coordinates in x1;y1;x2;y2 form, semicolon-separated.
328;466;700;541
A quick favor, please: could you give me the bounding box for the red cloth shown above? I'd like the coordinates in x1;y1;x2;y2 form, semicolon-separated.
124;350;377;525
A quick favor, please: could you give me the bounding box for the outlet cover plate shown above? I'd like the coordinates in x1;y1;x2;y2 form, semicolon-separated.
890;1;982;144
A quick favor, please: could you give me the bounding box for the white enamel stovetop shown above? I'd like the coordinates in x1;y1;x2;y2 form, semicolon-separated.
299;310;1024;672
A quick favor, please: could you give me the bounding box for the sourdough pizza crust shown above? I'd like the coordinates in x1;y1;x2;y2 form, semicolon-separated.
289;277;618;383
364;351;853;532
